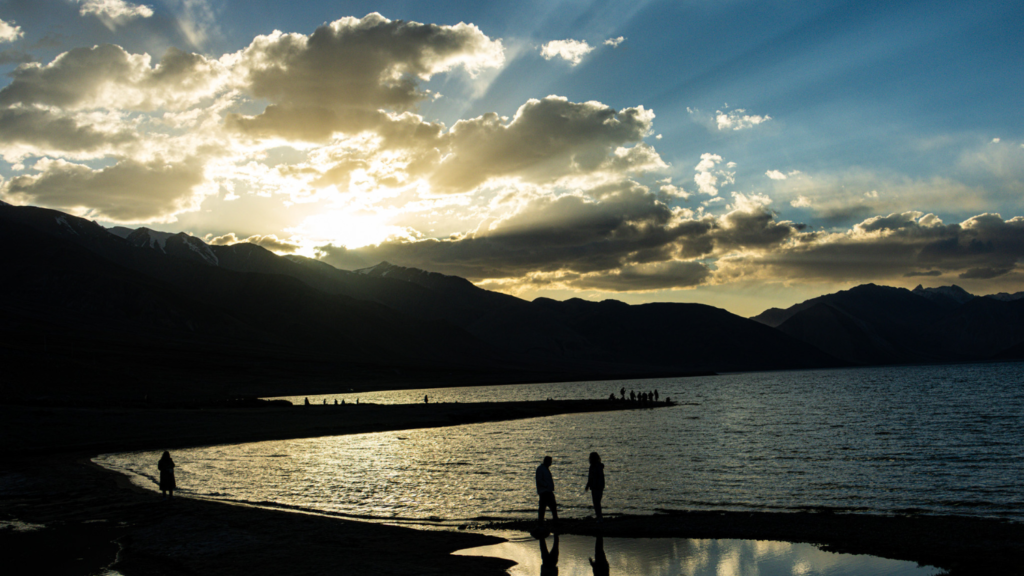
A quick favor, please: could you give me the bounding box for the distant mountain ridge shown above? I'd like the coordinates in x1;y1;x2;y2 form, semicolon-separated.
751;284;1024;364
0;203;840;401
3;203;1020;402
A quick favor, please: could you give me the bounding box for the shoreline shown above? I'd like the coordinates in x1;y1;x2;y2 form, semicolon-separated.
2;400;1021;575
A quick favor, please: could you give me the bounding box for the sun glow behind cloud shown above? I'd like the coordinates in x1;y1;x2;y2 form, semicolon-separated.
290;210;414;254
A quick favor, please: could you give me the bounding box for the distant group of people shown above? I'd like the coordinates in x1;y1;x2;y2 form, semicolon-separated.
607;387;666;404
303;397;354;405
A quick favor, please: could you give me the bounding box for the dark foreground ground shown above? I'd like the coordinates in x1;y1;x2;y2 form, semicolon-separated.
2;400;1022;575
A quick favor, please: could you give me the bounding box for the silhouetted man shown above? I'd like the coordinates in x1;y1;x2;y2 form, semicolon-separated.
536;456;557;523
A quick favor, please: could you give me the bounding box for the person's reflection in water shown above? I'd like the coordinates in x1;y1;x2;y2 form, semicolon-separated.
539;533;559;576
589;535;610;576
585;452;605;521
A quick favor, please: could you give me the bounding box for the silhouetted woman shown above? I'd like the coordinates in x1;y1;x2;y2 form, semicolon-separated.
584;451;605;521
158;451;176;499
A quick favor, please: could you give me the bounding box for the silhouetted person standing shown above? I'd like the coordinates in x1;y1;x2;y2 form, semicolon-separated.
540;533;559;576
619;387;625;400
654;389;659;402
158;451;176;499
536;456;557;523
585;452;605;521
589;535;609;576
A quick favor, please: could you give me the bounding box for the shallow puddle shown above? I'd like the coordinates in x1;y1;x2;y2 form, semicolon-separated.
454;533;940;576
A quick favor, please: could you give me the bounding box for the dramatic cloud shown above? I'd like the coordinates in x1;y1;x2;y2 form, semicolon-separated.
0;157;207;222
721;211;1024;284
77;0;154;30
0;18;24;43
0;107;138;160
0;44;228;111
540;39;594;66
227;13;504;141
207;232;300;253
315;181;805;292
603;36;625;48
431;96;661;192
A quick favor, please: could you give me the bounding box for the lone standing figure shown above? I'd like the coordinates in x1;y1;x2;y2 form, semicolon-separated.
585;451;605;521
536;456;558;523
158;451;176;499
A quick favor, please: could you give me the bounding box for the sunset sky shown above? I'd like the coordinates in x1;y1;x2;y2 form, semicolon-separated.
1;0;1022;316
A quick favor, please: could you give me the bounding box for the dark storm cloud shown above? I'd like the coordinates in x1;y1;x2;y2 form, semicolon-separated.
570;260;712;291
737;212;1024;282
317;184;803;290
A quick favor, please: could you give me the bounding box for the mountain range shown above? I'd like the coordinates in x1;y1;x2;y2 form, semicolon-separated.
1;202;1021;402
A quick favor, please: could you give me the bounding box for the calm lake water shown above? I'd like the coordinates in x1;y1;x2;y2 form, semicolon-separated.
96;363;1024;525
454;534;940;576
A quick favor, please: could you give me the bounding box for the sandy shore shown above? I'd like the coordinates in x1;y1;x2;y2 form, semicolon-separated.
2;399;1022;575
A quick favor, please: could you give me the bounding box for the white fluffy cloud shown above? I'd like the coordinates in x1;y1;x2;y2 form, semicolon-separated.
694;153;735;196
540;39;594;66
603;36;625;48
715;108;771;131
0;18;23;43
77;0;154;30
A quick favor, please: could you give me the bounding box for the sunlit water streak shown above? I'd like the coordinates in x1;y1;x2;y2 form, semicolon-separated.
455;534;940;576
96;363;1024;524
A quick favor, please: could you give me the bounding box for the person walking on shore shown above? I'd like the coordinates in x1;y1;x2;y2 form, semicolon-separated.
584;452;605;521
536;456;558;523
158;451;176;500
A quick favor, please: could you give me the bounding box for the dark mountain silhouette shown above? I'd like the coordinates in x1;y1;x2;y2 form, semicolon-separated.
531;298;838;372
985;291;1024;302
911;284;974;308
1;203;843;401
753;284;1024;365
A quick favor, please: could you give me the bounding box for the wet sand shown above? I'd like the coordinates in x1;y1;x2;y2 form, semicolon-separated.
2;400;1022;575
